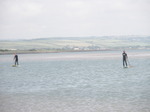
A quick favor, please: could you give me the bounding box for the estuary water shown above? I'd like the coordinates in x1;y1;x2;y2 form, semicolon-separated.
0;50;150;112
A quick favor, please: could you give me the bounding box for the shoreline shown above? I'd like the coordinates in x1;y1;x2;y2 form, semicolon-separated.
0;50;150;63
0;48;149;55
0;49;117;55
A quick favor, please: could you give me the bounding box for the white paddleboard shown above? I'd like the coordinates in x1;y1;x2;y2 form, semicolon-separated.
12;65;18;67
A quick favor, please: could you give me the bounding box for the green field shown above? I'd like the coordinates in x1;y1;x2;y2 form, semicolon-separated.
0;36;150;54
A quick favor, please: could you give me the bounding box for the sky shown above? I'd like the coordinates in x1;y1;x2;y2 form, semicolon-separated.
0;0;150;39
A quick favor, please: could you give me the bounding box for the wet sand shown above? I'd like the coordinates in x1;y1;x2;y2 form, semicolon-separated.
0;51;150;62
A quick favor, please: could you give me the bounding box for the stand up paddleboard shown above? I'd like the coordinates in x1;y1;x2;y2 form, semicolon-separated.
12;65;18;67
123;66;133;68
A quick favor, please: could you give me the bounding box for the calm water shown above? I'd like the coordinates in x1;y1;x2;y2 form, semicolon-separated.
0;50;150;112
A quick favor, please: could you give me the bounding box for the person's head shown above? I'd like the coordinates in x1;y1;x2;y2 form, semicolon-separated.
123;50;125;53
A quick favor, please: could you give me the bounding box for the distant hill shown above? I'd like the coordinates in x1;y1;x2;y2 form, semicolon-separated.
0;36;150;54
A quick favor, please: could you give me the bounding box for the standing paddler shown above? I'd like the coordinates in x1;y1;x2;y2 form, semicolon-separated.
122;51;128;67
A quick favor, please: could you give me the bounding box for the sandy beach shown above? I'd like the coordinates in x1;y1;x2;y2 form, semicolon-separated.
0;50;150;62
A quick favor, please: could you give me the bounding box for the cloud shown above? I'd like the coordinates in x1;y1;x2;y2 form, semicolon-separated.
1;0;43;20
0;0;150;39
12;2;43;17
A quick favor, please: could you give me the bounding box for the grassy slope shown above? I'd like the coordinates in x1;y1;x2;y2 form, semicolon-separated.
0;36;150;51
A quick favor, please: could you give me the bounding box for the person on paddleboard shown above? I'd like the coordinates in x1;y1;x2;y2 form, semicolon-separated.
122;51;128;67
14;54;19;65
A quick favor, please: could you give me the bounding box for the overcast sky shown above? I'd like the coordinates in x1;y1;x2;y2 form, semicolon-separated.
0;0;150;39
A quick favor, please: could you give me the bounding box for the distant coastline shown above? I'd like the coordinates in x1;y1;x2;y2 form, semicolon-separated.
0;48;149;55
0;49;113;55
1;36;149;55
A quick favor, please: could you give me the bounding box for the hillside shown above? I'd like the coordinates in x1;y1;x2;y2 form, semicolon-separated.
0;36;150;54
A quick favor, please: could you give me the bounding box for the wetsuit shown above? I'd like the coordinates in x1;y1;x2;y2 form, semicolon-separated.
122;52;127;67
14;55;19;65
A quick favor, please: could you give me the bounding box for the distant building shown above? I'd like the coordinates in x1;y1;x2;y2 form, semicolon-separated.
9;49;17;51
74;47;80;50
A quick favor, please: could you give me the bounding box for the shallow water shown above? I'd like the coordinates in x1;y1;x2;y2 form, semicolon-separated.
0;50;150;112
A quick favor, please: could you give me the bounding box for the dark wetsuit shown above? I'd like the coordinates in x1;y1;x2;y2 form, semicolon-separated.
14;55;19;65
122;52;127;67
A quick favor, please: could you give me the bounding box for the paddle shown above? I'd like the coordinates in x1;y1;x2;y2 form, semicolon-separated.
127;58;133;68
